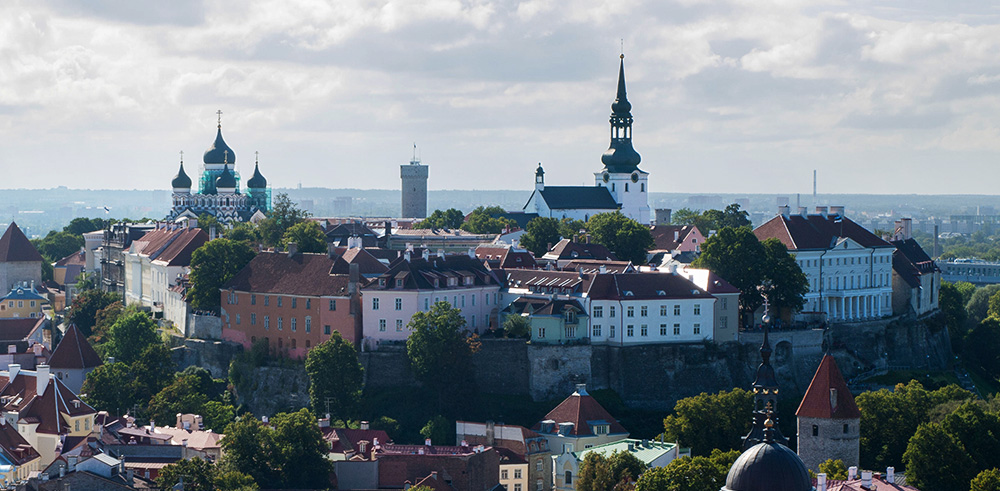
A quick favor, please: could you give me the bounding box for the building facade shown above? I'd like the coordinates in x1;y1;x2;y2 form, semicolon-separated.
123;225;208;321
755;206;894;323
796;354;861;471
0;223;43;295
401;155;428;219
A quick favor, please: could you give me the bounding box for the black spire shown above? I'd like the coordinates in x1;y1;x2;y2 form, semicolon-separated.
743;321;789;449
600;55;642;174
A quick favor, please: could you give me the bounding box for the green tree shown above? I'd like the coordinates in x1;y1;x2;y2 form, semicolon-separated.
972;468;1000;491
68;290;120;337
220;416;280;488
942;282;972;350
671;208;703;227
635;449;738;491
559;218;587;240
940;401;1000;471
257;193;311;247
520;217;562;257
270;409;334;489
407;301;478;409
818;459;848;480
226;222;261;245
148;375;210;424
157;457;215;491
81;362;141;415
968;285;1000;327
197;213;222;234
967;318;1000;377
692;226;766;326
420;415;454;446
63;217;109;236
461;206;515;234
415;209;465;229
904;422;977;491
90;300;124;346
188;238;256;312
502;314;530;339
586;212;655;264
31;231;83;262
281;220;327;253
202;401;237;432
214;470;259;491
760;238;809;315
130;344;177;402
577;453;615;491
305;332;363;421
662;388;753;455
104;311;159;365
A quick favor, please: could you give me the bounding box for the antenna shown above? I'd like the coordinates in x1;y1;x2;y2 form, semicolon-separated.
411;142;420;165
813;170;817;200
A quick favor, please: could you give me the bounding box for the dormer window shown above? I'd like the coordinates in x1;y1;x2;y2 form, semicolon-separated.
624;291;634;296
565;310;577;324
379;278;387;288
464;276;474;286
448;278;458;287
396;279;404;288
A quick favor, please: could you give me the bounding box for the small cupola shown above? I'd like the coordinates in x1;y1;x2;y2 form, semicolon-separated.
203;111;236;166
247;161;267;189
171;161;192;193
215;164;237;194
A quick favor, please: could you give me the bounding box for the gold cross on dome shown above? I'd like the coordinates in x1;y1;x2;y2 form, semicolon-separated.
217;109;223;127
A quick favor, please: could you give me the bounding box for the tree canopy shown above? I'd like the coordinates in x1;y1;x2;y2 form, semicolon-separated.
68;289;120;337
31;230;83;263
520;217;561;257
258;193;310;247
576;450;647;491
904;422;977;491
586;212;654;264
634;449;739;491
63;217;110;236
104;311;160;365
671;204;750;233
188;238;256;312
305;332;363;421
280;220;327;253
461;206;515;234
415;208;465;230
220;409;332;489
662;388;753;455
406;301;478;410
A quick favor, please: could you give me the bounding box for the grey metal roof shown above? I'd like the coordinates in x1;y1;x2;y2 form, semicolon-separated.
537;186;619;210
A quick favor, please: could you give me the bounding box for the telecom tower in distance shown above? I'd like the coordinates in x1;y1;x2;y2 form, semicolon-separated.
400;145;428;219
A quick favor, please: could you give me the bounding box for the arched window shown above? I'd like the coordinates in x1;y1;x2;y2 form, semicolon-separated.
565;471;572;485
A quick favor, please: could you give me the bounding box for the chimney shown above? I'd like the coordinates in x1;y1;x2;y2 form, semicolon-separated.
360;420;369;430
778;205;790;218
815;206;828;218
404;250;411;262
60;466;65;478
348;263;360;295
176;413;183;428
32;343;41;356
287;242;298;258
384;221;392;238
887;467;895;482
830;388;838;412
6;345;15;354
900;218;913;240
328;242;338;259
36;364;49;395
127;468;134;486
575;384;588;396
829;205;845;217
318;417;330;429
425;438;432;446
468;248;476;259
798;206;807;217
437;248;445;258
108;356;115;364
848;466;858;480
7;364;19;380
861;470;872;488
817;473;827;491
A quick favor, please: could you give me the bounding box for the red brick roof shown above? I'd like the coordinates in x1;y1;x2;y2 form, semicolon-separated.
533;387;627;437
0;318;45;342
223;252;359;296
754;214;892;251
795;355;861;419
543;239;617;261
650;225;700;251
0;223;43;262
476;246;538;270
48;324;103;370
0;419;39;465
54;250;86;268
334;247;390;276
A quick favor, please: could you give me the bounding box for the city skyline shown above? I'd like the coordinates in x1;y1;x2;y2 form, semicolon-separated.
2;1;999;194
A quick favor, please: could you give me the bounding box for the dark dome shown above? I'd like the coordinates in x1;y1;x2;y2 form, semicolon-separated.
611;97;632;115
601;141;641;173
216;165;237;190
722;442;812;491
171;163;192;189
247;163;267;189
535;164;544;177
204;128;236;165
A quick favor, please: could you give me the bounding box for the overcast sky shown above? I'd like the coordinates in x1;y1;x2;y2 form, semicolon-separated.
1;0;999;194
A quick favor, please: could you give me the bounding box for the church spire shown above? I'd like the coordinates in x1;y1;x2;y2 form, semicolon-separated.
743;308;789;449
601;54;641;174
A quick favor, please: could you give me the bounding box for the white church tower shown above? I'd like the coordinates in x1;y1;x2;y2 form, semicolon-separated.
594;55;650;224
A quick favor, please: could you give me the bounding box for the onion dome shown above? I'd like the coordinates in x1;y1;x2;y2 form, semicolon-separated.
203;127;236;165
171;163;192;190
247;162;267;189
216;164;237;192
722;417;811;491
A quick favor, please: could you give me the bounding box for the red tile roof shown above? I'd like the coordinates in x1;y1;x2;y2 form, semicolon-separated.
796;355;861;419
0;318;45;342
48;324;103;370
0;223;43;262
131;228;209;267
54;250;86;268
754;214;892;251
543;239;617;261
476;246;538;270
533;387;627;437
333;247;390;276
0;419;39;465
223;252;359;296
650;225;701;251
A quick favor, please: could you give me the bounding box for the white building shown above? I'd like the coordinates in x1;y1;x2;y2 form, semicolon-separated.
361;252;501;345
123;224;208;324
523;55;650;224
754;206;894;322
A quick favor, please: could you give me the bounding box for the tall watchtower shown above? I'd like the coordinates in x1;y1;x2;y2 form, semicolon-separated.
796;354;861;470
401;149;428;219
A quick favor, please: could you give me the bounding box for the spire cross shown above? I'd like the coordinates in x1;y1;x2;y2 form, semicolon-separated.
255;150;259;164
217;109;223;127
620;38;624;57
179;150;183;164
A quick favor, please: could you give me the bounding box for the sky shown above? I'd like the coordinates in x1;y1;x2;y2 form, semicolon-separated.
1;0;999;194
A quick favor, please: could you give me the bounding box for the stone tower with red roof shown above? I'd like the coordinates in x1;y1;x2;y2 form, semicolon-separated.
795;354;861;471
0;223;43;294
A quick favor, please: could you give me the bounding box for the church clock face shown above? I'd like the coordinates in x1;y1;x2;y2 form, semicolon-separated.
630;172;639;183
602;172;610;183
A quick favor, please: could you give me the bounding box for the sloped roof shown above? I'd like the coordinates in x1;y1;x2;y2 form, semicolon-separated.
0;223;43;263
795;355;861;419
588;273;714;301
131;228;208;267
48;324;103;370
366;254;495;291
335;247;390;276
564;260;633;274
0;419;39;465
754;214;892;251
223;252;359;297
476;246;538;270
0;318;45;342
323;427;392;455
542;239;617;261
890;238;939;289
533;387;627;437
535;187;620;210
55;250;86;268
650;225;700;251
500;269;595;296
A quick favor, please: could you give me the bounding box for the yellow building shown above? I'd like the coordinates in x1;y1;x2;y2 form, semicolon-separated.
0;284;47;319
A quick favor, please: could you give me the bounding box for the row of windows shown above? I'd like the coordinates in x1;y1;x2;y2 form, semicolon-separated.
375;293;496;311
248;335;320;350
592;304;702;318
4;300;36;308
230;293;338;311
379;315;479;331
800;255;890;268
241;314;313;333
500;469;523;480
591;323;700;337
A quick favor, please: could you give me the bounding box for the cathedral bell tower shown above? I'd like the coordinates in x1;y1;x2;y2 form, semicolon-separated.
595;55;650;224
